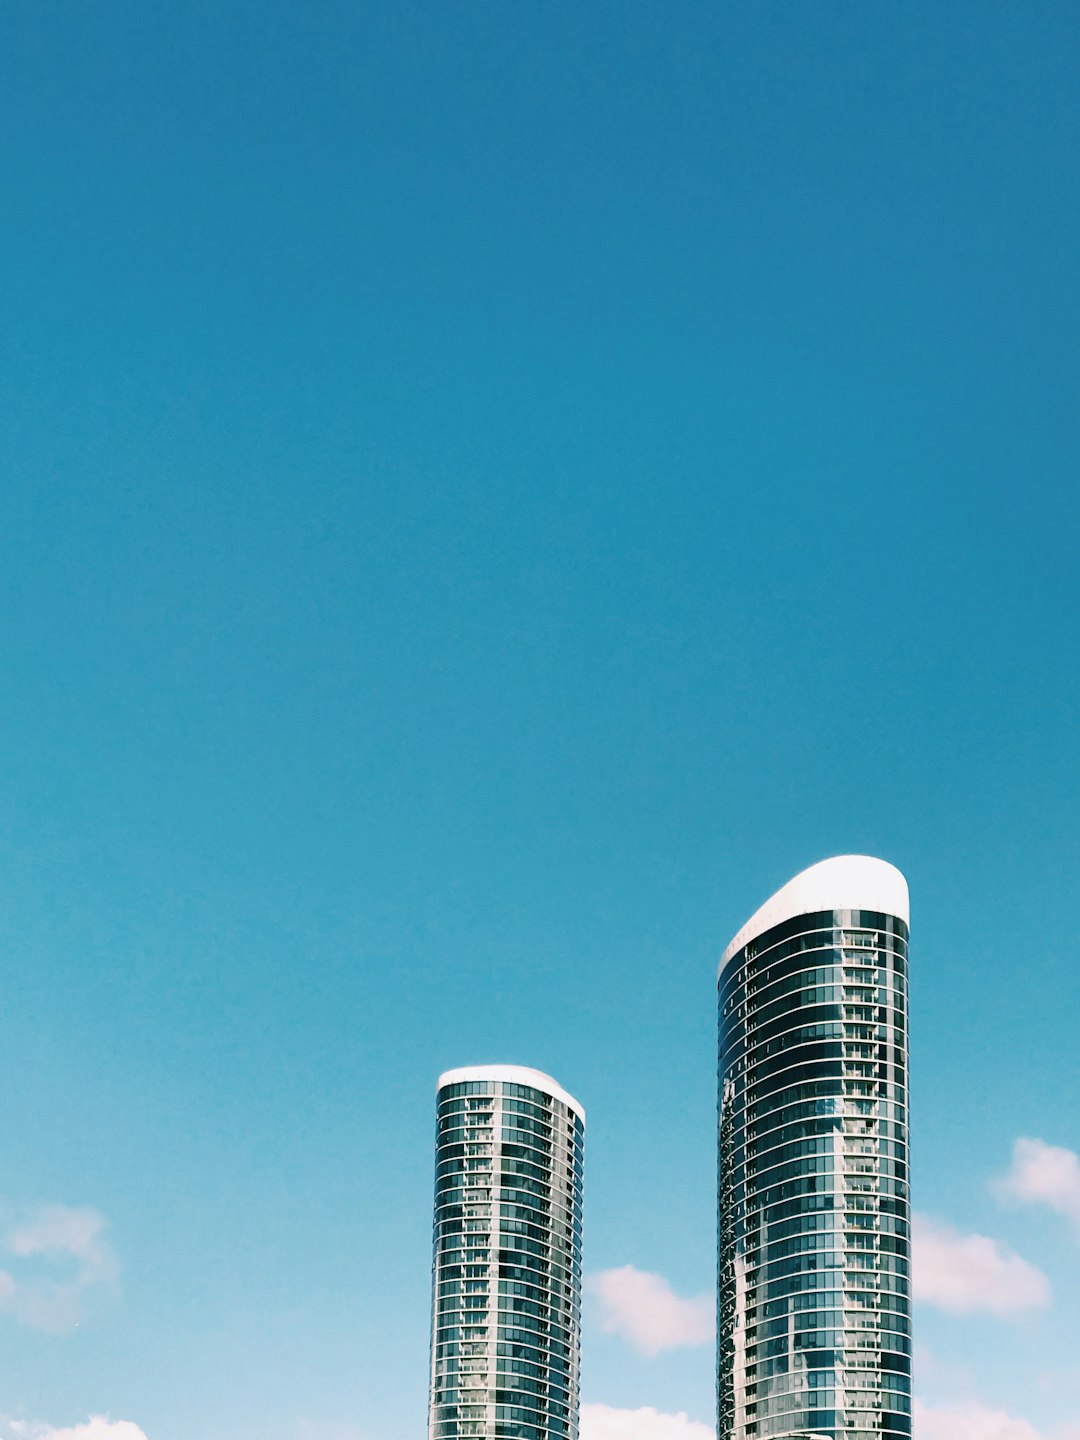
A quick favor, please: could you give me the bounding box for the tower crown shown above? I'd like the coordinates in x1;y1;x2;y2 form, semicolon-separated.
720;853;909;976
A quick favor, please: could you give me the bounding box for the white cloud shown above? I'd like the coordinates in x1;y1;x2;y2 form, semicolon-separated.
296;1425;368;1440
587;1267;713;1356
913;1341;972;1391
578;1398;1080;1440
580;1404;713;1440
913;1398;1080;1440
995;1138;1080;1237
0;1423;148;1440
42;1425;147;1440
0;1206;118;1333
912;1214;1050;1316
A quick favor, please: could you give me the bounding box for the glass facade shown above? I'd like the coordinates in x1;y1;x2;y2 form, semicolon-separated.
717;873;911;1440
429;1067;585;1440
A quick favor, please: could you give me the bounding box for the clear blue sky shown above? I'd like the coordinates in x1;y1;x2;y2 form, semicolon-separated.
1;4;1078;1438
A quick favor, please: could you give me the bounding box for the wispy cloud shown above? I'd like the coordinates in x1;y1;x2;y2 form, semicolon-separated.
994;1138;1080;1238
296;1425;368;1440
914;1398;1080;1440
577;1401;1080;1440
0;1422;148;1440
0;1206;118;1333
913;1341;973;1392
912;1214;1050;1317
587;1267;713;1356
580;1404;713;1440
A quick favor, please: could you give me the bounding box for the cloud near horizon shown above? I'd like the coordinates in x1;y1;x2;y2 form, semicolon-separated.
295;1425;368;1440
1;1422;148;1440
580;1405;713;1440
912;1214;1050;1317
0;1206;118;1333
915;1398;1080;1440
580;1403;1080;1440
587;1267;714;1356
994;1138;1080;1239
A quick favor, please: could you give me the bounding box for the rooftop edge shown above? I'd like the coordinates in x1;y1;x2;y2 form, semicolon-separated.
436;1064;585;1122
719;854;909;980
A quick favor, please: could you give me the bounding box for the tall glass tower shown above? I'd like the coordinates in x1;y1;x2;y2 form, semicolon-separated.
717;856;911;1440
429;1065;585;1440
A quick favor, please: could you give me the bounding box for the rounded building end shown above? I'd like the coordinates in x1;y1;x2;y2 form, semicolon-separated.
436;1064;585;1123
719;854;909;979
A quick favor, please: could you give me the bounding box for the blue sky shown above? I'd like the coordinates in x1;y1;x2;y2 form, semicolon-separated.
1;3;1078;1438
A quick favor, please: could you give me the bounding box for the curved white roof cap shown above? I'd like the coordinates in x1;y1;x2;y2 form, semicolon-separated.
437;1064;585;1122
720;855;909;978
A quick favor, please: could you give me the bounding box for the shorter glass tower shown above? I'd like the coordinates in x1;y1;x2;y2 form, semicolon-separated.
429;1065;585;1440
